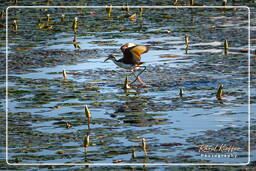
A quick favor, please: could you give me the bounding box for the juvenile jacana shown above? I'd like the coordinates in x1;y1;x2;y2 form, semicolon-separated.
104;43;149;85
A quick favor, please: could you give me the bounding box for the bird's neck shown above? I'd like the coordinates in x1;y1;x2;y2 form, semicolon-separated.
110;57;118;63
107;57;119;65
113;60;123;67
113;59;126;67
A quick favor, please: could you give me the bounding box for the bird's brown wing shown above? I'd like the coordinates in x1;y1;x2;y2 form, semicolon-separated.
120;45;149;65
129;45;149;61
119;45;149;65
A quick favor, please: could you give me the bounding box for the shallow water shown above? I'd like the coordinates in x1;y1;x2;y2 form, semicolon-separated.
0;5;254;165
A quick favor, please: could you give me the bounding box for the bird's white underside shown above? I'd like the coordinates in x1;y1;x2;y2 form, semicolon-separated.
113;60;140;71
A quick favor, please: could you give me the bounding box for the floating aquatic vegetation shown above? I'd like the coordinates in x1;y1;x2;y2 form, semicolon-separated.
129;13;136;20
51;105;61;109
87;11;97;15
112;159;122;163
38;23;45;29
89;40;117;46
160;54;178;58
65;122;72;129
14;158;22;163
19;148;40;153
56;151;65;154
8;89;31;98
160;142;182;147
38;23;53;30
62;102;83;107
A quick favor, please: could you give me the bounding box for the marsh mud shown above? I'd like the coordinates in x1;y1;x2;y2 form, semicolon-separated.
0;2;255;167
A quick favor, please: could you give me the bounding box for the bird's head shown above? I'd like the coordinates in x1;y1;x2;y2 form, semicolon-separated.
104;54;116;62
120;42;136;52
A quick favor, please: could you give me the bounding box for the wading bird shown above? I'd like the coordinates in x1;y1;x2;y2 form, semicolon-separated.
104;43;149;86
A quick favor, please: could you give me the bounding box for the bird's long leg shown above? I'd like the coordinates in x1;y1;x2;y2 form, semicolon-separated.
129;72;140;85
130;66;146;85
137;75;146;85
131;72;146;85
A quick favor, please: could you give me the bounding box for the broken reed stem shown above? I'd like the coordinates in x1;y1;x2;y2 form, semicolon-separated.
47;14;51;22
125;3;130;13
106;5;112;18
141;138;147;157
84;134;90;152
223;0;227;6
123;76;131;89
85;105;91;123
61;14;65;22
173;0;178;6
190;0;195;6
73;34;80;49
132;148;136;159
62;69;67;80
12;19;17;31
179;88;183;97
72;17;78;32
184;35;189;49
139;8;143;17
224;39;228;54
216;85;224;99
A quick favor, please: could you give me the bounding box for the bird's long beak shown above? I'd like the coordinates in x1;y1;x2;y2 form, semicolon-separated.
104;56;110;62
104;55;115;62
